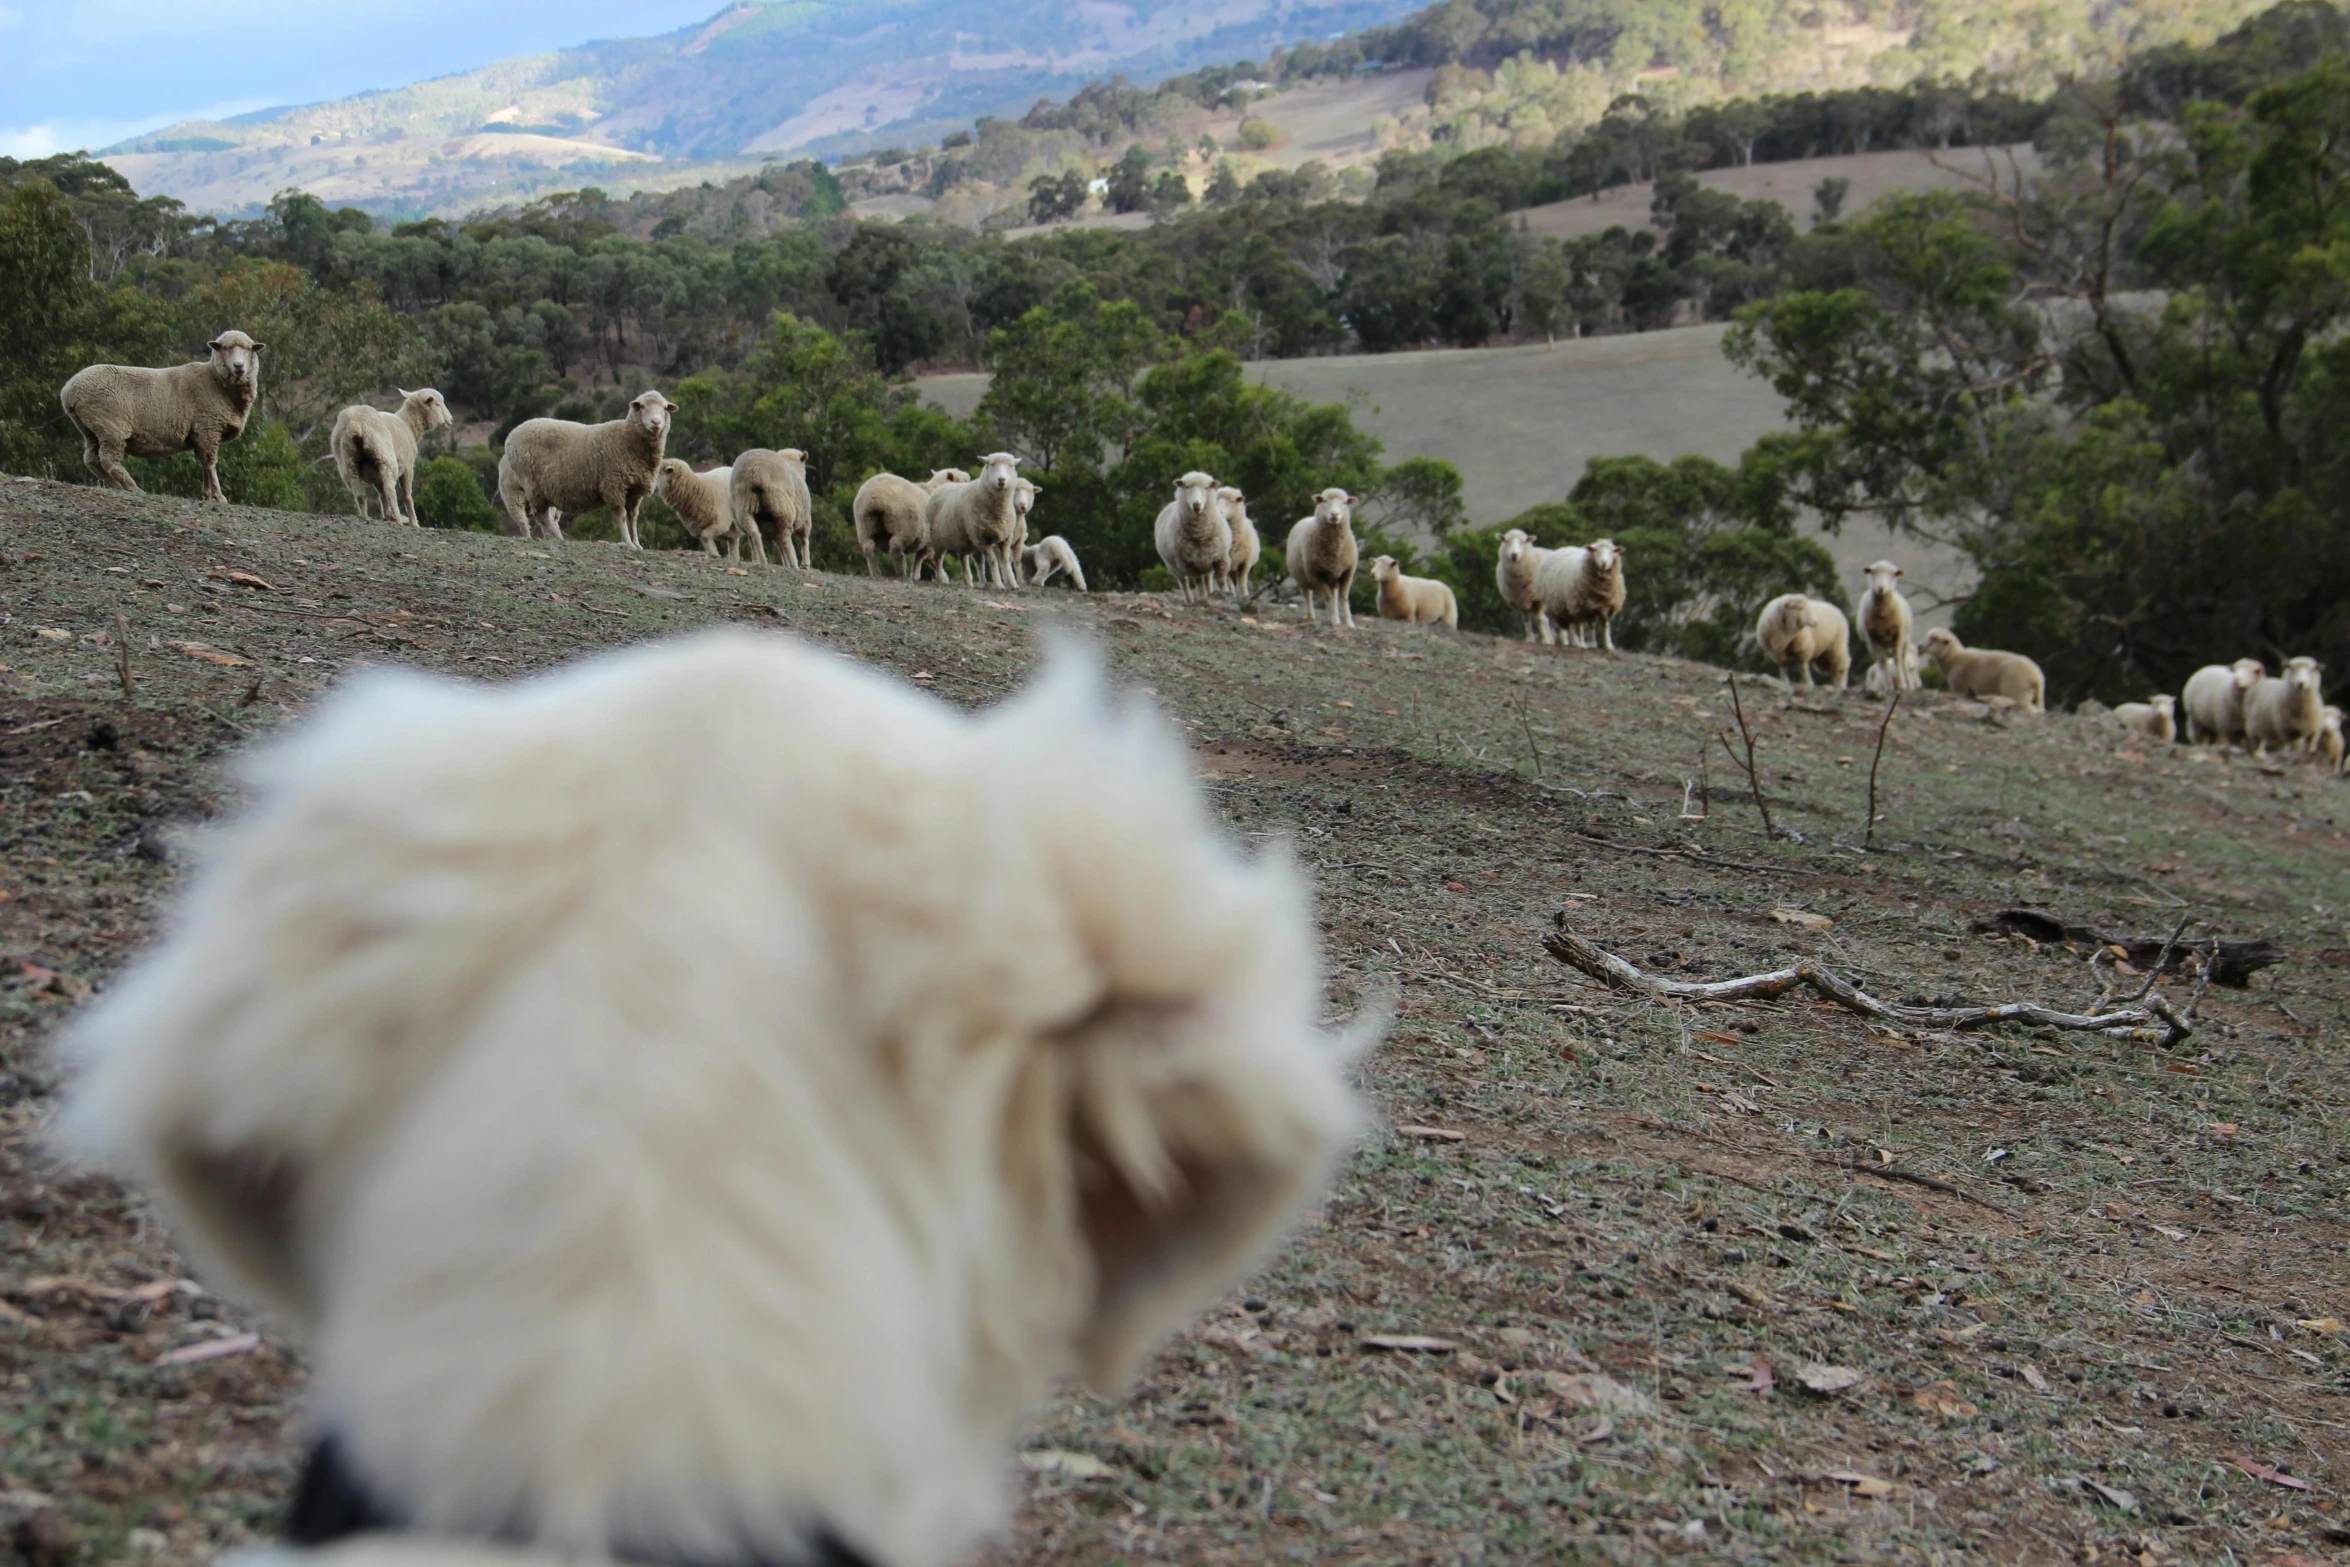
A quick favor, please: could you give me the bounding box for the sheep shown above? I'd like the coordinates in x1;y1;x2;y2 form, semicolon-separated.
1155;471;1232;604
2110;693;2176;744
2318;705;2345;774
922;453;1024;588
60;329;267;503
734;447;812;569
330;388;452;527
2244;655;2325;755
497;390;675;546
855;468;967;579
1496;528;1548;642
1219;486;1260;600
1920;627;2045;712
2180;657;2267;746
1019;535;1088;591
653;460;750;562
1285;487;1360;629
1754;594;1851;690
1858;560;1921;692
54;630;1361;1567
1535;537;1626;650
1370;555;1457;628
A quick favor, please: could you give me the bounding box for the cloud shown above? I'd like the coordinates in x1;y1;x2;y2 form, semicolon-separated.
0;96;282;160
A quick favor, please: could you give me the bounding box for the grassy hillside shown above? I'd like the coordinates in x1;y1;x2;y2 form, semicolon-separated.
2;480;2345;1565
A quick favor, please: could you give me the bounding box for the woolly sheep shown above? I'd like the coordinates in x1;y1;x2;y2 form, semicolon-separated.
2244;655;2325;755
2318;705;2345;774
653;460;748;561
1370;555;1457;628
1155;471;1232;604
498;390;675;546
1219;486;1260;599
855;468;967;579
1535;538;1626;651
1286;487;1360;629
1755;594;1852;690
331;388;451;527
60;329;266;503
1858;560;1920;692
1495;529;1547;642
1019;534;1088;591
2110;693;2176;744
1920;628;2044;712
734;448;812;569
2180;657;2266;746
56;631;1361;1567
923;453;1024;588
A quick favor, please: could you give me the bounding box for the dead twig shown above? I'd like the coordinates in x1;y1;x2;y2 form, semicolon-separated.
112;612;133;702
1724;674;1777;841
1565;832;1824;878
1516;690;1545;781
1862;690;1899;851
1541;913;2196;1047
1812;1153;2008;1213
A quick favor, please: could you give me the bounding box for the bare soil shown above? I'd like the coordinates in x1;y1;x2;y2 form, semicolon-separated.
2;477;2345;1567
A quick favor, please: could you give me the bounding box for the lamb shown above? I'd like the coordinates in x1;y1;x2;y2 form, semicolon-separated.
1535;537;1626;650
734;448;812;569
1755;594;1852;690
1370;555;1457;628
1285;487;1360;629
2180;658;2267;745
60;329;267;503
1920;627;2045;712
1019;535;1088;591
1219;486;1260;599
855;468;967;578
2318;705;2345;774
2110;694;2176;744
1155;471;1232;604
330;388;452;527
922;453;1024;588
1495;529;1548;642
2244;655;2325;755
55;630;1361;1567
652;460;750;562
1857;560;1920;692
497;390;675;546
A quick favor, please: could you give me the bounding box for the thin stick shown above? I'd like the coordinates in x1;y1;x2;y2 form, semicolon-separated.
113;613;134;702
1516;690;1544;781
1812;1154;2008;1213
1698;735;1710;819
1725;675;1777;841
1862;689;1899;851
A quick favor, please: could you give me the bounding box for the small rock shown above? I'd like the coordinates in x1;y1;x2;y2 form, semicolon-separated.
11;1508;78;1567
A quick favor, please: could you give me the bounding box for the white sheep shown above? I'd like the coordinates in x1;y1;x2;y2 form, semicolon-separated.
330;388;452;527
1019;535;1088;591
2318;704;2344;774
2110;693;2176;744
1755;594;1852;690
1286;487;1360;629
498;390;675;546
60;330;267;503
923;453;1024;588
1219;486;1260;600
734;448;812;569
1858;560;1920;692
2244;655;2325;755
1535;537;1626;650
2180;657;2266;746
1495;528;1548;642
56;630;1361;1567
1155;471;1232;604
1920;627;2045;712
855;468;967;578
653;460;747;561
1370;555;1457;628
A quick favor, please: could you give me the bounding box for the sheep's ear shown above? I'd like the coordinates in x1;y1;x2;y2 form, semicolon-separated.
663;400;679;414
249;342;266;354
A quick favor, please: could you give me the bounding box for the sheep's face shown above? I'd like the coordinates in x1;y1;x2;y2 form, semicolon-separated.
402;388;453;431
1498;529;1532;570
56;633;1360;1567
628;391;676;442
779;448;807;469
2151;694;2175;717
206;331;263;389
1587;538;1622;574
2231;658;2266;689
980;452;1020;492
929;468;971;487
1313;488;1355;532
1921;627;1960;663
1863;560;1903;594
1013;478;1038;516
2283;657;2323;697
653;458;693;499
1173;472;1216;518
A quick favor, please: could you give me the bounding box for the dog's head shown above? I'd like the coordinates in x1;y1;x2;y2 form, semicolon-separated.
59;632;1359;1567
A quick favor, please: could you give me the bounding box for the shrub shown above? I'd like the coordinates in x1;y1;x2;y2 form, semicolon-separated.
413;454;505;532
1236;117;1279;151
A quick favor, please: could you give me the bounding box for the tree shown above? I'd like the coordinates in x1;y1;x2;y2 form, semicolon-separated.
1368;455;1468;538
976;284;1161;473
1027;170;1088;225
1105;145;1153;215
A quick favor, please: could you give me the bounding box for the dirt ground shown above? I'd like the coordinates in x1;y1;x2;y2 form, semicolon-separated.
1;478;2345;1567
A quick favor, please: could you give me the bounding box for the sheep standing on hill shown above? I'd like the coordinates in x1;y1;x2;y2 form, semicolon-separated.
855;468;967;578
653;460;748;561
2111;694;2176;744
1020;535;1088;591
1755;594;1852;690
1219;486;1260;600
2180;657;2267;745
924;453;1024;588
1858;560;1920;692
1370;556;1457;628
734;447;812;569
1156;471;1233;604
60;330;267;503
1496;529;1548;642
1920;627;2044;712
330;388;451;527
498;390;675;546
2245;655;2325;755
1287;487;1360;629
1538;537;1626;650
2318;705;2345;774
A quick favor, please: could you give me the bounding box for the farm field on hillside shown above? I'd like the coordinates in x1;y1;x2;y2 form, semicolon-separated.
1;481;2344;1566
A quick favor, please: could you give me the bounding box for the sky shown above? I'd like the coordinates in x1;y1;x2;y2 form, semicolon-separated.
0;0;736;158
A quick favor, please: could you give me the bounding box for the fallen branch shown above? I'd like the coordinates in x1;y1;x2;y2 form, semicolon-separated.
1541;913;2195;1046
1862;690;1899;851
1811;1153;2007;1213
1969;908;2281;990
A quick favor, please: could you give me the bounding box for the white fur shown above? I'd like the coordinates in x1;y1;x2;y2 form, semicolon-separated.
1154;471;1231;605
2180;658;2266;746
1755;594;1851;690
1857;561;1919;692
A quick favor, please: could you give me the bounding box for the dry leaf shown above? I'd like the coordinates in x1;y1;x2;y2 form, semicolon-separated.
209;570;276;592
1726;1280;1774;1309
2020;1363;2050;1392
1020;1449;1113;1480
154;1331;259;1366
2223;1455;2312;1491
1576;1417;1615;1444
1746;1358;1775;1394
2296;1317;2345;1336
1823;1470;1896;1497
1540;1372;1655;1416
1723;1092;1760;1114
32;627;71;640
1771;908;1833;930
2148;1222;2190;1242
2079;1477;2139;1513
1362;1334;1456;1354
1912;1380;1980;1418
167;640;251;667
1794;1363;1866;1395
1693;1030;1743;1047
2206;1122;2240;1137
1394;1125;1466;1142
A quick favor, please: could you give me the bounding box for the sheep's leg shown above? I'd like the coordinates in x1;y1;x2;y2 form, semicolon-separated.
1601;616;1616;653
401;468;421;527
1338;572;1356;628
194;437;225;503
374;469;402;526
